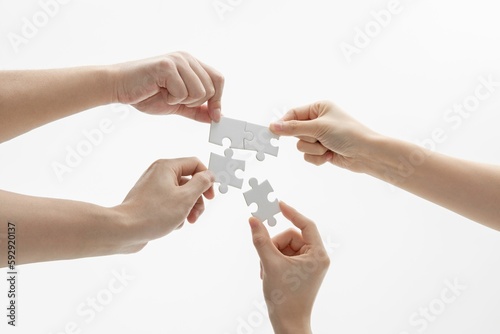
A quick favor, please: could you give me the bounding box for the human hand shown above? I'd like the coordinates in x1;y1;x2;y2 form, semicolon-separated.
114;158;215;252
112;52;224;122
269;101;380;173
249;202;330;334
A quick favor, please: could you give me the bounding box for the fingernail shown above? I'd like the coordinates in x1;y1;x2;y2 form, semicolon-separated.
326;151;333;161
270;121;284;132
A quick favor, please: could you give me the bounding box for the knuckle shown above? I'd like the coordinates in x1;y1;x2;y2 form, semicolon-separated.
206;86;216;97
252;234;267;248
198;172;212;186
213;73;225;87
169;52;190;65
189;156;202;165
324;255;331;267
176;50;189;57
288;120;299;132
158;58;175;71
191;88;206;100
170;91;188;102
151;159;167;169
320;252;331;269
316;100;333;110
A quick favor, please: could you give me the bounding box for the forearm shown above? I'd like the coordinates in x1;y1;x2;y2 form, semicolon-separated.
0;67;116;143
0;190;135;266
364;136;500;229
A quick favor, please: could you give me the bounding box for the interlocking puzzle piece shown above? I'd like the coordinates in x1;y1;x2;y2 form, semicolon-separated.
243;178;280;226
208;148;245;194
209;117;253;149
243;123;279;161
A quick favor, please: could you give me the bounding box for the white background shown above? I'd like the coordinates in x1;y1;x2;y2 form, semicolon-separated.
1;0;500;333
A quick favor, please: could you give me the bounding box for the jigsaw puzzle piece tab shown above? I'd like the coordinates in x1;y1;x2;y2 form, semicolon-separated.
208;148;245;194
243;122;280;161
243;178;280;226
209;117;253;149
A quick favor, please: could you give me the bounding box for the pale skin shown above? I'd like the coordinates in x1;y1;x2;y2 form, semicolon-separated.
269;101;500;230
0;51;225;265
0;52;328;332
249;202;330;334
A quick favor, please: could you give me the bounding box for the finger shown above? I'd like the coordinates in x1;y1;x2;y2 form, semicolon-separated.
271;228;306;256
185;59;216;108
203;182;215;200
175;61;206;105
187;195;205;223
279;202;323;245
297;136;318;143
297;140;329;155
182;170;215;203
180;174;214;202
281;103;321;122
200;62;224;122
304;152;333;166
173;157;208;177
164;68;188;105
174;104;212;123
269;118;318;137
249;217;281;265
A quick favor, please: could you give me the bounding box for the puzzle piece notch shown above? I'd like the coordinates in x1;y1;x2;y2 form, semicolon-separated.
243;123;280;161
208;148;245;194
209;117;253;149
243;178;280;226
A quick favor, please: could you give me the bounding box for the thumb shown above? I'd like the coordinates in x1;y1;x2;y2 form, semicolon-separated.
269;119;317;137
249;217;280;265
183;170;214;202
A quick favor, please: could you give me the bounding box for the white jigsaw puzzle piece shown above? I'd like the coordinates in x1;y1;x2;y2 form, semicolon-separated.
209;148;245;194
243;178;280;226
243;123;280;161
209;117;253;149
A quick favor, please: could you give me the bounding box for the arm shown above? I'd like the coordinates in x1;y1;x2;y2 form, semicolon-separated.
0;51;224;143
0;67;114;142
249;202;330;334
269;101;500;230
0;158;214;266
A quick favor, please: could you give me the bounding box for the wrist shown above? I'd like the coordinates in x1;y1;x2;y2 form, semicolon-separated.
360;135;428;185
269;314;312;334
104;64;122;104
88;65;118;105
106;205;148;255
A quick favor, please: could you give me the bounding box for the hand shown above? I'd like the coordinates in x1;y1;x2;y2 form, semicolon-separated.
269;101;380;172
114;158;215;252
112;52;224;122
249;202;330;334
